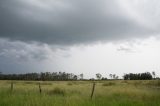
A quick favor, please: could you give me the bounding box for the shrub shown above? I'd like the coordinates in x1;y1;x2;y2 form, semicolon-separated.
67;82;73;86
49;87;66;96
41;82;52;85
145;80;160;87
102;82;115;86
121;80;128;84
133;81;142;86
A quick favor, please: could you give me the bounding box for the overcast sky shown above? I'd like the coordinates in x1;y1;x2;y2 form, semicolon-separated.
0;0;160;78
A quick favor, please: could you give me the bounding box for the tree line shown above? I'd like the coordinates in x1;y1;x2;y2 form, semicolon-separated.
0;72;81;81
0;71;158;80
123;72;153;80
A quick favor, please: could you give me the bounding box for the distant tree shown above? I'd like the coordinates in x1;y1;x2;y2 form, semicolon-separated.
101;77;107;80
141;72;152;80
109;74;112;79
123;72;152;80
115;76;119;79
112;74;116;79
80;73;84;80
123;74;129;80
152;71;156;80
89;78;95;81
0;72;78;81
96;73;102;80
73;75;78;80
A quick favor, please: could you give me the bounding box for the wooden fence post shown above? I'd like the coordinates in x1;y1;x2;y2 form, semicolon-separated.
90;82;96;99
39;82;42;94
11;82;13;92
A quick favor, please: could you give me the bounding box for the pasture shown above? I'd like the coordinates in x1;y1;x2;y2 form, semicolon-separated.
0;80;160;106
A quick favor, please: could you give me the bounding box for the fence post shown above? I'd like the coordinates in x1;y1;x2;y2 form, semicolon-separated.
90;82;96;99
11;82;13;92
39;82;42;94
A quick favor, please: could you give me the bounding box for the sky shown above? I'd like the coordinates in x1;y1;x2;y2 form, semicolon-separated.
0;0;160;78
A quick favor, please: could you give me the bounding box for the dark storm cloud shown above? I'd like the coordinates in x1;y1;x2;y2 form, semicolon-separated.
0;39;48;61
0;38;70;74
0;0;155;45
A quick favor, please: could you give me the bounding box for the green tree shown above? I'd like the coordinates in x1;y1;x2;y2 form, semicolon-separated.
80;73;84;80
113;74;116;79
96;73;102;80
109;74;112;79
152;71;156;80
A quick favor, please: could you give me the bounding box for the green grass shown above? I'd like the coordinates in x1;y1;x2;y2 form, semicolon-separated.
0;80;160;106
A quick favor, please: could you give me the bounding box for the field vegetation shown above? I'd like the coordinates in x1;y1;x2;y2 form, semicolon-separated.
0;80;160;106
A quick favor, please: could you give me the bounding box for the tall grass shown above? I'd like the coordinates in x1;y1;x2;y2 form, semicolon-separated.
0;80;160;106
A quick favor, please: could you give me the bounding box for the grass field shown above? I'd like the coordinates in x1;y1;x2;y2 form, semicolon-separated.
0;80;160;106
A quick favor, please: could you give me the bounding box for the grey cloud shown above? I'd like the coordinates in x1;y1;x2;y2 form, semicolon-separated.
0;38;70;61
0;39;47;61
0;38;72;73
117;46;135;53
0;0;156;45
116;39;145;53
